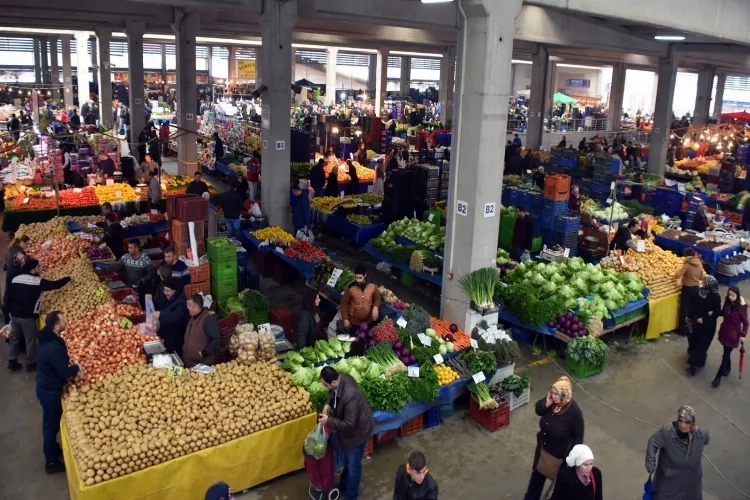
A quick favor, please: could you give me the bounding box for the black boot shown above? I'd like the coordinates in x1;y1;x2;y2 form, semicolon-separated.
7;359;21;371
722;366;731;377
712;375;721;388
686;366;697;376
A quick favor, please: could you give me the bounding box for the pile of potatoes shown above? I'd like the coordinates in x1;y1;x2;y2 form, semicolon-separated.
17;216;103;245
42;259;114;323
230;324;276;364
64;361;313;485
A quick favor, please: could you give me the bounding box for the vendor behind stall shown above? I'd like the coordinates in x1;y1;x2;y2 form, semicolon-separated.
98;214;125;260
186;171;209;197
692;205;710;232
97;152;116;178
152;279;188;355
568;186;581;213
163;246;190;289
104;239;155;307
183;294;220;368
610;219;638;251
340;264;380;330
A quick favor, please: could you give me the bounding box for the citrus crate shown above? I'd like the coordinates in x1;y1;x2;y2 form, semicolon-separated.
469;396;510;432
565;357;604;378
399;414;424;437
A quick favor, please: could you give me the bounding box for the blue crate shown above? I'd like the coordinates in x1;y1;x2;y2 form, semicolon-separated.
543;199;569;217
541;228;556;245
530;192;543;211
591;182;608;193
552;147;578;159
533;216;543;233
552;157;577;168
655;187;684;204
592;172;614;184
237;248;248;269
541;213;555;230
555;214;580;233
424;406;441;429
553;229;578;248
507;187;522;207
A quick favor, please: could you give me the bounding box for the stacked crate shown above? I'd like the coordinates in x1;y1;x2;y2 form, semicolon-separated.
421;164;440;208
169;195;209;256
438;159;450;200
590;155;617;204
207;237;238;305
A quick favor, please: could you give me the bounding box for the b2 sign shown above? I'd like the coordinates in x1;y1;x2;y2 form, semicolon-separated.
456;200;468;217
484;202;496;218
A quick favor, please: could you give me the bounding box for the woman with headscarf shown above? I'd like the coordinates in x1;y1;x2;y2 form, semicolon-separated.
532;166;545;190
523;376;585;500
645;406;709;500
712;285;748;388
568;186;581;213
686;275;721;376
324;165;339;197
550;444;602;500
345;160;359;196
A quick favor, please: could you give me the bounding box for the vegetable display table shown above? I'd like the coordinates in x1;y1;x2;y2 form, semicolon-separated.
214;161;238;177
2;205;102;233
323;214;386;246
654;235;740;275
363;244;443;287
61;412;316;500
646;292;680;339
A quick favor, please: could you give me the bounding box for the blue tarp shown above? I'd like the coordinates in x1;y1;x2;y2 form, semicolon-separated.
214;161;238;177
363;244;443;286
324;214;386;246
655;235;739;273
499;310;557;336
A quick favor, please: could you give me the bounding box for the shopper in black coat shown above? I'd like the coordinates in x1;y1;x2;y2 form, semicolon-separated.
393;451;439;500
346;160;359;196
296;289;321;349
687;275;722;374
551;445;602;500
324;167;339;197
35;311;80;474
524;376;585;500
310;159;326;197
153;279;188;356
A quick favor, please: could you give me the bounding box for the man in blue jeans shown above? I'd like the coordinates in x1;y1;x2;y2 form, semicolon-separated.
221;178;245;240
319;366;374;500
35;311;81;473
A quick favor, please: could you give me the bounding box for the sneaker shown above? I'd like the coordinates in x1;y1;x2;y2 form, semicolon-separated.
25;362;37;372
45;461;66;474
7;359;21;371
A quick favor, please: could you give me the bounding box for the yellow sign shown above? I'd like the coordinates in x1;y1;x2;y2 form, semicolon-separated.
237;60;256;81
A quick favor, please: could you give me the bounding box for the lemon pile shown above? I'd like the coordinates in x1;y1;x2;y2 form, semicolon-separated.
435;365;459;386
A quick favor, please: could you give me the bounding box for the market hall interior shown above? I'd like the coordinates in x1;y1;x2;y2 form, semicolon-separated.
1;0;750;498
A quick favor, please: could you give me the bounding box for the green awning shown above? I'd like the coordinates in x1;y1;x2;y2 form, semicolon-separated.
553;93;578;105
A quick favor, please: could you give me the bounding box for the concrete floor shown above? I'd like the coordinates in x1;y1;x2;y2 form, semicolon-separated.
1;178;749;499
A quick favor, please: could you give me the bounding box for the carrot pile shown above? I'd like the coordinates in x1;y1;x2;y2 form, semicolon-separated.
430;317;471;350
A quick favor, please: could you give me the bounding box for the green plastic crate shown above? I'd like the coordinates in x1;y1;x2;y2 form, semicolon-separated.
531;236;542;253
211;261;238;281
400;271;414;286
211;278;238;299
565;357;604;378
207;236;238;261
614;306;647;325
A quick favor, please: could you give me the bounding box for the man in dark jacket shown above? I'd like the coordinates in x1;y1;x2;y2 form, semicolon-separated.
186;171;209;197
69;109;81;130
393;451;439;500
310;158;326;197
291;185;311;235
99;213;125;260
152;279;188;356
7;259;71;372
182;294;220;367
7;113;21;142
221;178;245;241
319;366;374;500
104;239;155;308
511;206;534;262
163;246;191;289
35;311;80;474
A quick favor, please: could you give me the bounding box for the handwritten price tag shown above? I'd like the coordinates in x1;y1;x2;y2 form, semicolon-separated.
417;333;432;346
396;317;407;328
73;188;82;193
135;187;141;194
257;323;271;335
66;234;75;241
428;213;434;222
22;197;29;204
407;366;420;378
327;269;343;288
120;317;133;329
470;338;478;349
95;287;105;298
166;365;183;380
433;354;444;364
472;372;486;383
115;190;122;198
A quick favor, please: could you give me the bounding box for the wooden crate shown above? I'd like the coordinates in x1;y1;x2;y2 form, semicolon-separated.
184;281;210;297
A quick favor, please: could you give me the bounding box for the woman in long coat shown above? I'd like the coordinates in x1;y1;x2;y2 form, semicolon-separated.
686;275;721;376
712;285;748;387
645;405;709;500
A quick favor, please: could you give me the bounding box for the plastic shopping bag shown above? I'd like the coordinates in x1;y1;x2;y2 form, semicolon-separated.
143;295;160;335
521;250;531;263
304;422;328;459
643;476;654;500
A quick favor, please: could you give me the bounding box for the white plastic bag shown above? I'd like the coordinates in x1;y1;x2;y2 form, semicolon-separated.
145;295;156;322
251;203;263;218
521;251;531;263
303;422;328;459
143;295;160;335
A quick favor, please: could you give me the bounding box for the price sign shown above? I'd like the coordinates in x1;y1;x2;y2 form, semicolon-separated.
115;190;122;198
120;317;133;329
526;170;532;174
470;338;478;349
73;188;82;193
327;268;344;287
636;240;646;252
563;248;570;257
396;317;407;328
257;323;271;335
66;234;74;241
456;200;468;217
166;365;183;380
417;333;432;346
99;243;107;249
95;287;105;298
22;197;29;204
606;198;613;205
407;366;420;378
472;372;486;383
433;354;444;364
428;213;434;222
135;187;141;194
610;181;616;190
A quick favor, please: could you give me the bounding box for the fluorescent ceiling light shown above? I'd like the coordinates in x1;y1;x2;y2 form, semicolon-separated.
0;27;76;35
557;64;603;69
512;59;532;65
654;35;686;41
421;0;454;3
199;37;260;46
391;50;442;58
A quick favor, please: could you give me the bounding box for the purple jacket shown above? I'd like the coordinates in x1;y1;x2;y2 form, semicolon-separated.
718;299;748;349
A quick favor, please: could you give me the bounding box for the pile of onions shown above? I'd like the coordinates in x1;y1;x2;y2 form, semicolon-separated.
29;234;93;270
114;303;143;317
62;304;147;392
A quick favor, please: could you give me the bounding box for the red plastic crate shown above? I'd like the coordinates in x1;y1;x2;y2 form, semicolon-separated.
190;262;211;283
167;194;197;219
544;174;572;201
254;251;275;278
364;437;374;456
375;429;399;444
95;270;120;283
175;239;206;259
171;218;206;245
174;196;209;223
111;288;138;303
270;306;296;344
184;281;210;297
469;396;510;432
399;414;424;437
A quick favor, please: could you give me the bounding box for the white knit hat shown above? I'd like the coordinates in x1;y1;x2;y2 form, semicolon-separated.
566;444;594;467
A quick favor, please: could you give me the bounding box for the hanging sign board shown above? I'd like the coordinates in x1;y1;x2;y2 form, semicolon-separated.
237;60;257;80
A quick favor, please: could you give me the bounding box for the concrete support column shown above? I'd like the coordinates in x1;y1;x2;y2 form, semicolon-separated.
649;45;680;176
374;47;389;117
33;38;42;84
260;0;297;229
161;44;168;86
527;44;549;150
90;38;99;92
368;54;377;92
173;11;200;175
95;28;113;129
291;47;297;83
608;62;626;131
439;48;456;126
400;56;411;98
228;47;237;84
713;73;726;119
545;59;558;121
325;47;338;105
40;37;50;85
255;47;264;88
693;66;715;127
49;37;60;99
74;31;90;109
440;0;521;326
126;22;146;153
60;35;74;108
206;46;213;87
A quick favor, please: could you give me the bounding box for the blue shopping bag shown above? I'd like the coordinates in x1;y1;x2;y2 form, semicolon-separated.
643;476;654;500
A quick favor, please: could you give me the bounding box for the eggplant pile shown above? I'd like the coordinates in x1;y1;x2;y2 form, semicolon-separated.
549;311;588;338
